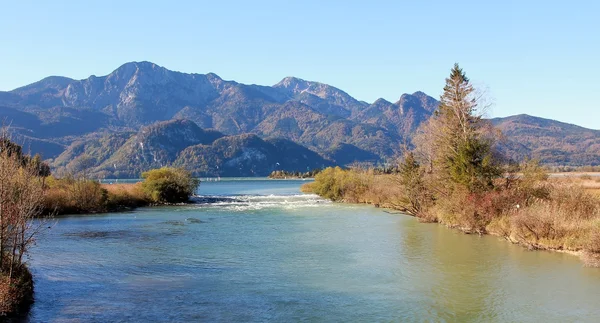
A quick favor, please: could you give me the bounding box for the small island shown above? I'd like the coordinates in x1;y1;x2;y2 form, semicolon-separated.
268;169;322;179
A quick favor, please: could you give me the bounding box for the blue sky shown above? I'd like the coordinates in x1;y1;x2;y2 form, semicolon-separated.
0;1;598;129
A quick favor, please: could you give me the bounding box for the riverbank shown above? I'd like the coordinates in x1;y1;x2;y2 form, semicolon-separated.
41;167;200;217
302;168;600;267
42;180;150;216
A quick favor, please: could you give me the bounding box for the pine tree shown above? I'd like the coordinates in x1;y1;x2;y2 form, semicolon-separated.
416;63;501;193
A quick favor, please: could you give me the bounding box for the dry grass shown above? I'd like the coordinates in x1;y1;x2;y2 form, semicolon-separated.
102;183;140;195
103;183;149;209
551;175;600;198
43;179;150;216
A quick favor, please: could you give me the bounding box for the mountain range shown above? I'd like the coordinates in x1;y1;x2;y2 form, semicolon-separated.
0;61;598;177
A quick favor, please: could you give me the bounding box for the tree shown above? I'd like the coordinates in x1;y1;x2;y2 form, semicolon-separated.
0;138;47;272
0;137;49;314
397;152;429;215
414;63;501;193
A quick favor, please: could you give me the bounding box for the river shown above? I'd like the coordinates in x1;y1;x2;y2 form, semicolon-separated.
26;179;600;322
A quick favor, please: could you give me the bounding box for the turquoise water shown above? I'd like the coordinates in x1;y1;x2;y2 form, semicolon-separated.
26;179;600;322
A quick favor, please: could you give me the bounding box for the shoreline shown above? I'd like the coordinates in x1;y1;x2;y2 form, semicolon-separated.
301;170;600;268
347;197;588;259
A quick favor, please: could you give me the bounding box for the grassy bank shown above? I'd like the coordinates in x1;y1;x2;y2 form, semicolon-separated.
42;178;149;215
42;167;200;216
303;167;600;267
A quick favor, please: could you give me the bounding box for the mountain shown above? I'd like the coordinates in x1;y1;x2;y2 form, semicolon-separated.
353;91;438;139
0;61;420;163
253;101;401;158
273;77;368;117
492;114;600;166
1;61;599;172
50;119;332;178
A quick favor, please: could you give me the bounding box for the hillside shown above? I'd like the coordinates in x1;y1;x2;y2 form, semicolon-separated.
0;61;424;163
1;61;598;171
50;119;332;178
492;114;600;166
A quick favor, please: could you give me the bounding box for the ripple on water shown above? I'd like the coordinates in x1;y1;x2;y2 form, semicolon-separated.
192;193;331;211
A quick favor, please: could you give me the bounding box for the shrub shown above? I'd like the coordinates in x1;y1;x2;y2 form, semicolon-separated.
43;176;108;214
309;167;373;203
141;167;199;204
0;264;33;316
397;152;430;215
311;167;346;201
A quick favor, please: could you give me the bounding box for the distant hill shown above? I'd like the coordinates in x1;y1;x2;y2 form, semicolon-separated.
51;119;333;178
1;61;598;174
491;114;600;166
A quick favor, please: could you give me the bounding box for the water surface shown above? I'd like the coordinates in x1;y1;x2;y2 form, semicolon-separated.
27;179;600;322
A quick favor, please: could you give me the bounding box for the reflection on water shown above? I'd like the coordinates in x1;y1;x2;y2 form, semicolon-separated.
26;179;600;322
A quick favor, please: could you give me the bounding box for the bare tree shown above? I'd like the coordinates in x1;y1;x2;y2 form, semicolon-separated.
0;131;49;281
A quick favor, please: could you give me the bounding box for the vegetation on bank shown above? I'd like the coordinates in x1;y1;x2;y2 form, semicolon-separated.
43;167;200;216
268;169;322;179
304;64;600;267
141;168;199;204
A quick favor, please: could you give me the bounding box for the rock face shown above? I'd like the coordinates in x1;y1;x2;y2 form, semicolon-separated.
1;61;599;170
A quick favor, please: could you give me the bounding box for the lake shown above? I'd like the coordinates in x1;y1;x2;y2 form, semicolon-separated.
26;179;600;322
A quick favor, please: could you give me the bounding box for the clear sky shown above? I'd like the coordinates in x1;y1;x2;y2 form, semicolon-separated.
0;0;598;129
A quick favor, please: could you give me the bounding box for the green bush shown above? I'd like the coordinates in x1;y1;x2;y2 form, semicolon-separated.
311;167;346;201
141;167;199;204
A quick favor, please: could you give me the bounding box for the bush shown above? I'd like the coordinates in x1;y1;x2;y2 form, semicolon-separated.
141;167;199;204
309;167;372;203
310;167;346;201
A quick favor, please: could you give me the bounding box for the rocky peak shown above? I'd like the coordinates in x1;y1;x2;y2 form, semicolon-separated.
396;92;437;114
274;76;367;115
411;91;439;112
371;98;394;106
274;76;311;92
